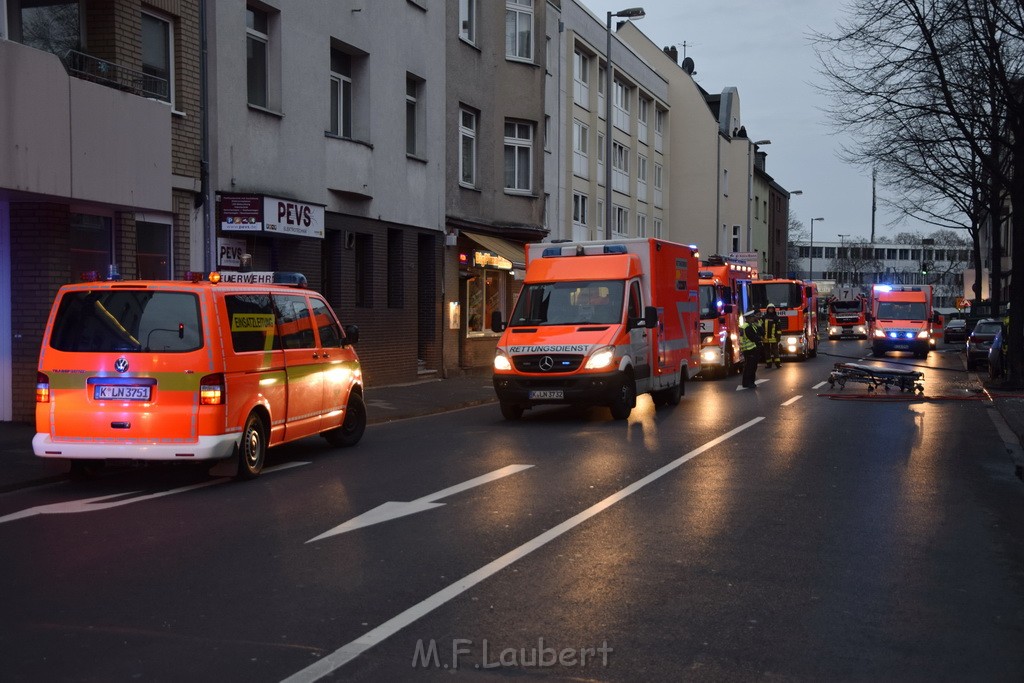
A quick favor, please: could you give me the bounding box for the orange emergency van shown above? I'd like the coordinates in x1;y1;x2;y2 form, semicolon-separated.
33;271;365;479
744;277;819;360
490;238;701;420
868;284;941;358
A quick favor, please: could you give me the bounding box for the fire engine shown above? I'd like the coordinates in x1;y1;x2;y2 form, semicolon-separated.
827;286;869;339
743;277;819;360
697;255;757;377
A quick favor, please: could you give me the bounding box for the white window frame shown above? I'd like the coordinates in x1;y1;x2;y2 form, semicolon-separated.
459;107;477;187
459;0;476;44
637;97;649;143
329;48;352;138
612;141;629;194
504;120;533;193
613;205;629;237
613;80;630;132
246;6;269;108
505;0;533;62
637;153;648;201
406;75;421;157
654;162;663;208
653;217;663;238
596;132;605;186
573;49;590;106
141;9;174;106
637;212;647;238
655;108;665;152
572;192;589;240
572;119;589;179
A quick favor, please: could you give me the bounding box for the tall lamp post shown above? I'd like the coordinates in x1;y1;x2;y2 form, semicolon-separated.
837;233;849;285
809;216;825;282
605;6;646;239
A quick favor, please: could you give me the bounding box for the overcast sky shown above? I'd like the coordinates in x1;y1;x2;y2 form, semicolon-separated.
581;0;923;244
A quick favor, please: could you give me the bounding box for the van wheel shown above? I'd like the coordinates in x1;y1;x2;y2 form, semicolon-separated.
237;412;267;480
609;376;636;420
325;392;367;447
69;460;104;481
500;402;524;420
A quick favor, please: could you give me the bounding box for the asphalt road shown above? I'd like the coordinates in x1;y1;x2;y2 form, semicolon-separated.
1;341;1022;682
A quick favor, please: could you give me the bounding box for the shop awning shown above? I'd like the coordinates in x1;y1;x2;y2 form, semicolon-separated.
464;232;527;269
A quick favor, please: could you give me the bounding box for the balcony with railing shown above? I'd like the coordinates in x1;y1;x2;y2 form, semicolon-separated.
63;50;169;101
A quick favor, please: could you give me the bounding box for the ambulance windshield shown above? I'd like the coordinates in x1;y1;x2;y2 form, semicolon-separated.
49;290;203;352
509;280;625;326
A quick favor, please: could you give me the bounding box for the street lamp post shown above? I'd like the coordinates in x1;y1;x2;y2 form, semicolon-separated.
837;233;849;285
809;216;825;282
605;7;646;239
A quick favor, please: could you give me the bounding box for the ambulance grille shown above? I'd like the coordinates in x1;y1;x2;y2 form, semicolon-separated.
513;354;584;373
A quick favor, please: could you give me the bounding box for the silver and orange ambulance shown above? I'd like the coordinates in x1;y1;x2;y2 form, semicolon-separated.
33;270;365;479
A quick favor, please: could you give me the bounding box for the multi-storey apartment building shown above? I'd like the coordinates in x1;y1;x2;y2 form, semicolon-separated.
0;0;201;422
546;1;669;247
206;1;446;385
445;0;548;371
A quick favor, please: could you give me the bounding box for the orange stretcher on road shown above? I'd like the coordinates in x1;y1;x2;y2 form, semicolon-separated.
827;362;924;394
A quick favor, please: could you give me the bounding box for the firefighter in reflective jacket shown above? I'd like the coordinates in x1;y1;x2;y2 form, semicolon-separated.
740;310;763;389
762;303;782;368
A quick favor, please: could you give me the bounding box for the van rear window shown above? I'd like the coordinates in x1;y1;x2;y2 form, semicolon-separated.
50;290;202;352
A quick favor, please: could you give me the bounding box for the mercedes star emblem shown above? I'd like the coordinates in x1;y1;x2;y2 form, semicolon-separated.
539;356;555;371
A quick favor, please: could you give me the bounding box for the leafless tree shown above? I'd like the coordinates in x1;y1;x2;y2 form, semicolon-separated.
813;0;1024;387
787;212;808;279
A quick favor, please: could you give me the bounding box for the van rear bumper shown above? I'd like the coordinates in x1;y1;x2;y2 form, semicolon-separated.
32;433;239;461
492;371;623;407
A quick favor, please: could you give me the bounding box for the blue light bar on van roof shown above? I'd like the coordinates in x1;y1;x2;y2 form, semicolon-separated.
874;284;893;292
541;244;629;258
273;272;308;287
603;245;627;254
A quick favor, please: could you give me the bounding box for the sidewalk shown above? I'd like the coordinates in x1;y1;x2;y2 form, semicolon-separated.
0;371;498;493
1;371;1021;493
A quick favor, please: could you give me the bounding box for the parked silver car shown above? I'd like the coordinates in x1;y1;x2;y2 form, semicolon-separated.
966;318;1003;370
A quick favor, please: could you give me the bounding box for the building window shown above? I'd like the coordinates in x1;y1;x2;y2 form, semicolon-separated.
466;270;505;337
637;212;647;238
354;233;373;308
246;6;269;108
637;153;648;199
572;119;589;178
329;48;352;137
573;192;589;226
653;217;663;238
459;107;477;186
723;168;729;197
19;1;81;56
613;80;630;131
70;213;112;281
573;49;590;105
655;108;665;151
613;205;629;236
612;141;629;193
459;0;476;43
136;219;172;279
597;133;605;184
387;229;404;308
754;195;760;220
505;0;533;61
732;225;740;253
406;75;422;156
637;97;649;142
504;120;533;192
653;162;663;207
141;10;173;103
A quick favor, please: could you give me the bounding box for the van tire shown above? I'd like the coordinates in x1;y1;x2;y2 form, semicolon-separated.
325;391;366;447
609;374;636;420
500;402;524;420
237;412;267;480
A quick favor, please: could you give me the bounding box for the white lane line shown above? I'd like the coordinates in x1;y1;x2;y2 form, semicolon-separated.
0;461;309;525
281;417;765;683
781;395;803;406
812;381;828;390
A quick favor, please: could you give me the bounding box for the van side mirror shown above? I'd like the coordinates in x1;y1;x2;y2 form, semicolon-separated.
722;303;734;314
627;306;658;331
343;324;359;346
490;310;506;333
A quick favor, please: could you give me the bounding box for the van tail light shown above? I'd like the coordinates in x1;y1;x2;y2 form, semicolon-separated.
36;372;50;403
200;373;225;405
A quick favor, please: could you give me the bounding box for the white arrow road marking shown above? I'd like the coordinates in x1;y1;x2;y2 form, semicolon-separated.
283;418;764;683
0;461;309;526
307;464;534;542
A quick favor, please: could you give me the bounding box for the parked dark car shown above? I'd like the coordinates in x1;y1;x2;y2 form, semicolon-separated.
966;318;1003;370
988;327;1005;379
943;318;967;343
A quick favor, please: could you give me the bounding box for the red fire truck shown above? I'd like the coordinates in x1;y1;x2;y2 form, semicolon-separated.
827;286;869;339
744;277;819;360
697;255;757;377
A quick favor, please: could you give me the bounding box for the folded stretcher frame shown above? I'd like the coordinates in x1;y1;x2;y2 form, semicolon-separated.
827;362;925;394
